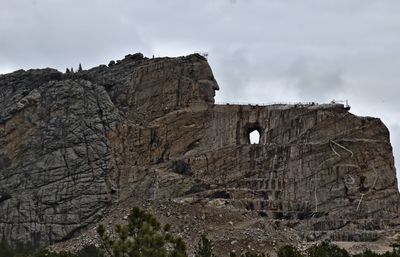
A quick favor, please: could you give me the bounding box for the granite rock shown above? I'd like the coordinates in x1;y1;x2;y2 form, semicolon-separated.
0;53;399;250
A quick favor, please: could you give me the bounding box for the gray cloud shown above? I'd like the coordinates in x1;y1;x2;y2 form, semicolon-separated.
210;47;253;102
284;58;345;101
1;0;399;184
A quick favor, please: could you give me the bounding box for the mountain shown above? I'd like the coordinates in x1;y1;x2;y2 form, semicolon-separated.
0;53;399;253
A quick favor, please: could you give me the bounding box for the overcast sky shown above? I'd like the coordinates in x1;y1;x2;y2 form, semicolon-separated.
1;0;399;184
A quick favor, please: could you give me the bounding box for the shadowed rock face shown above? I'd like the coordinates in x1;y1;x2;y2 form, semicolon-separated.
0;53;399;249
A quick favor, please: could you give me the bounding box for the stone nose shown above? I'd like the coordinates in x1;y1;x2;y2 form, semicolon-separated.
213;82;220;91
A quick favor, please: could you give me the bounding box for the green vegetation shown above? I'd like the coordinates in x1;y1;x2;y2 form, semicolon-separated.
277;242;400;257
96;206;187;257
278;245;303;257
195;235;215;257
307;242;350;257
1;207;400;257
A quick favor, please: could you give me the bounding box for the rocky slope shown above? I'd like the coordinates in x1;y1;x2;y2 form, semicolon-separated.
0;53;399;252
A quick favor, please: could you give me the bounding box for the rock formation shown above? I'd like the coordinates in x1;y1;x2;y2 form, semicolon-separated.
0;53;399;252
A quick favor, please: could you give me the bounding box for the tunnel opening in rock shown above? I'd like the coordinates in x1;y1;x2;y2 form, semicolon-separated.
249;129;261;144
244;123;263;144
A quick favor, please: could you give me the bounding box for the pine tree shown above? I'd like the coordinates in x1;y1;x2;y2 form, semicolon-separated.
195;235;215;257
97;206;187;257
78;64;82;72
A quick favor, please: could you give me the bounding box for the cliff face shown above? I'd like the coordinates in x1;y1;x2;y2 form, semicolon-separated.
0;53;399;250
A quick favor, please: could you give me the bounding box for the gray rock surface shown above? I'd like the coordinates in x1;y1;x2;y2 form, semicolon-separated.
0;70;121;246
0;53;399;251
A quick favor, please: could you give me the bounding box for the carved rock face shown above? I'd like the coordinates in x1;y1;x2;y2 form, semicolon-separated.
0;54;399;250
198;79;219;103
192;60;219;103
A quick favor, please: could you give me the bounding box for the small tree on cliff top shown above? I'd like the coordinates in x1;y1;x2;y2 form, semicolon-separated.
97;206;187;257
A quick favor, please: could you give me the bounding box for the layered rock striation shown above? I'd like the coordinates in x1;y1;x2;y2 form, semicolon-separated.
0;53;399;249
